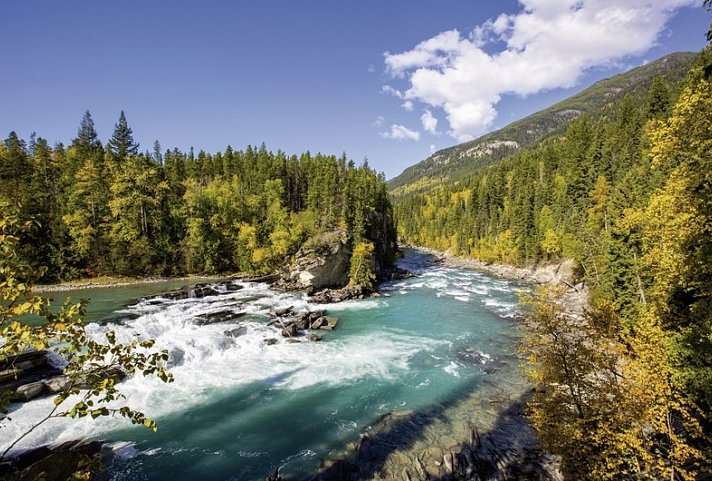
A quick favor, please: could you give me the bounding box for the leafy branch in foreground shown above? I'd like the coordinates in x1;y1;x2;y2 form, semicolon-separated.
0;203;173;462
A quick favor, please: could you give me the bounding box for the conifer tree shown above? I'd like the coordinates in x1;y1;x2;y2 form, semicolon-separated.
107;110;139;161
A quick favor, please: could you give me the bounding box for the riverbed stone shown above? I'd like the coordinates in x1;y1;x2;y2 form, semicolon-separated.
44;375;70;393
224;326;248;338
309;317;325;329
15;381;46;401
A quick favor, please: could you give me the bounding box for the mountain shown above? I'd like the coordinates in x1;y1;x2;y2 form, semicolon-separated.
387;52;697;195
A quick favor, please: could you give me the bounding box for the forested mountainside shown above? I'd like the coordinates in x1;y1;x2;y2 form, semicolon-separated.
395;48;712;479
388;52;696;193
0;113;396;283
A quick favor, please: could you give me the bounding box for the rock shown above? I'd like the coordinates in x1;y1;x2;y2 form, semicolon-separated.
191;285;220;298
224;326;248;338
272;306;293;316
414;456;427;480
222;281;244;291
307;334;322;342
240;274;279;284
457;348;491;366
194;310;246;326
15;381;46;401
281;230;352;291
319;458;360;481
265;466;282;481
264;338;278;346
318;317;339;330
44;375;70;393
310;285;364;303
0;440;103;481
0;350;50;383
309;317;325;329
281;323;298;337
443;452;454;474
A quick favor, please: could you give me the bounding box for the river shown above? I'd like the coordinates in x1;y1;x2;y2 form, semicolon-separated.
1;249;532;480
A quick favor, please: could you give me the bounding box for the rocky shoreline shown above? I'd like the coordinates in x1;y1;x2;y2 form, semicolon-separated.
413;246;589;319
32;274;225;293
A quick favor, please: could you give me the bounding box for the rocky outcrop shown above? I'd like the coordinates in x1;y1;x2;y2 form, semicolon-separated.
278;230;352;292
1;355;127;404
310;285;365;303
0;440;104;481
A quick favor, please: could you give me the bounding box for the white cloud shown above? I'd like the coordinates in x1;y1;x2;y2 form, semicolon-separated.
421;110;439;134
430;144;437;154
372;115;386;127
381;85;404;98
402;100;415;111
384;0;696;141
380;124;421;141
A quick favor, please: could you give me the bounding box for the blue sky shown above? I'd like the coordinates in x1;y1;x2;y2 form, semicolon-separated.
1;1;708;179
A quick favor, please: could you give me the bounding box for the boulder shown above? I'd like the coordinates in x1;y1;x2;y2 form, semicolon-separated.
0;440;103;481
309;317;325;330
194;310;246;326
281;230;352;291
222;281;244;291
44;375;70;393
319;317;338;331
0;350;50;383
281;323;298;337
224;326;248;338
310;285;364;303
264;338;278;346
15;381;46;401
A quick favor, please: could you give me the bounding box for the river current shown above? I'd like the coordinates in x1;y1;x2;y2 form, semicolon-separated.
1;249;528;480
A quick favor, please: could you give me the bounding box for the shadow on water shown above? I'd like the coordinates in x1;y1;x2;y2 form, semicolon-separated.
303;376;480;481
307;389;562;481
426;391;562;481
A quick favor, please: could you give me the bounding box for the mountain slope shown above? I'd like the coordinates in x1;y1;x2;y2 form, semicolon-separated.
388;52;697;194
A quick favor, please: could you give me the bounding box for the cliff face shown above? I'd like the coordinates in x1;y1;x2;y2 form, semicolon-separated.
281;230;352;292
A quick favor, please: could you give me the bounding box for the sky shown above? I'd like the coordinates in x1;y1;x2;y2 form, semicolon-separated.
1;1;708;179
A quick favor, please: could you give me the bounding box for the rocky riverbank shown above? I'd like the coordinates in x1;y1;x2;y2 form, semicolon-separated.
32;274;225;293
413;247;589;319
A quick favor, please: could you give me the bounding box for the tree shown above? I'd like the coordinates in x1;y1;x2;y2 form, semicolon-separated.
520;286;703;481
348;241;375;290
75;111;101;155
107;111;139;161
0;203;172;467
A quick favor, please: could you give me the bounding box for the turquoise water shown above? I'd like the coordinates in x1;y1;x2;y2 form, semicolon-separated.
1;249;525;480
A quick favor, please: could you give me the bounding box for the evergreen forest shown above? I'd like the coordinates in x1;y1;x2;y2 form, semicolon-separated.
0;112;396;283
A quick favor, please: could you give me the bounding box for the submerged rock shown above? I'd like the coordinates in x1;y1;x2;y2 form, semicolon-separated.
224;326;248;338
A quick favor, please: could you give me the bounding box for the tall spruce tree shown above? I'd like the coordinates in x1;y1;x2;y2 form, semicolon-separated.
107;110;139;161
